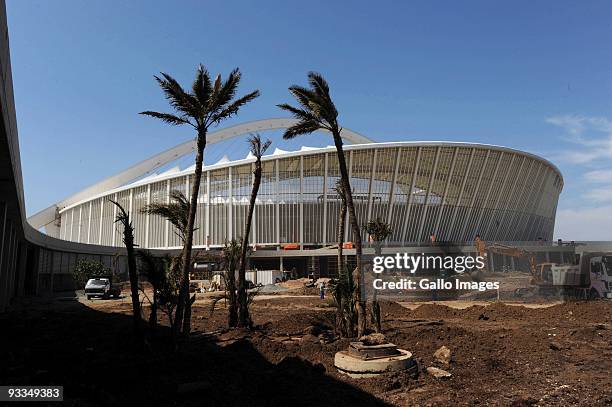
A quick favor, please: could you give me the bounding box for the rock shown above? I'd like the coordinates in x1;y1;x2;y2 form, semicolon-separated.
359;332;387;345
426;366;452;379
177;380;212;394
302;334;320;344
549;342;562;351
433;345;452;366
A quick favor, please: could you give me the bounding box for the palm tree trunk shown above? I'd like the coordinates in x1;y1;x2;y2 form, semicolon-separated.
336;190;346;335
237;163;262;328
125;236;142;343
337;186;346;275
332;131;366;338
174;131;206;339
372;241;382;333
227;261;238;327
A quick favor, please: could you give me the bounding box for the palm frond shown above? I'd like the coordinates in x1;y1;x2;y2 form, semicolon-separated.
139;111;192;126
141;190;190;243
287;85;318;112
282;120;322;140
210;68;240;112
308;71;330;99
154;73;199;117
192;64;212;107
209;90;260;126
248;133;272;159
143;65;259;133
276;103;319;124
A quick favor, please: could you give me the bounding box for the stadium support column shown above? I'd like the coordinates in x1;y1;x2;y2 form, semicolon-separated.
366;149;378;224
165;180;170;248
459;150;490;241
205;172;210;250
252;163;257;247
475;152;503;237
344;150;354;244
447;148;475;242
77;205;82;243
401;147;422;245
503;161;536;241
417;147;441;241
526;170;551;240
322;153;328;245
433;147;458;236
483;154;515;239
494;157;528;241
112;193;118;246
299;156;304;249
386;148;402;229
98;198;103;245
128;189;133;245
70;208;74;241
228;167;233;241
87;201;92;244
145;184;151;248
275;159;280;247
511;163;544;241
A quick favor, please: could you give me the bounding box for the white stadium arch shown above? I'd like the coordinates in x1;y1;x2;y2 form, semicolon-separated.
28;118;374;231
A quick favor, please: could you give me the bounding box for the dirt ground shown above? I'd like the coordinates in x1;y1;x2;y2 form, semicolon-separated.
1;293;611;406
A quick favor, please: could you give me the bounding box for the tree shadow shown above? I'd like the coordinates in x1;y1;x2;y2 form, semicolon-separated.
0;298;389;406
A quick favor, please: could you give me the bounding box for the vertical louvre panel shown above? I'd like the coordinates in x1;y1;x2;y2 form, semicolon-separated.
278;157;300;244
255;161;276;245
232;164;252;242
131;186;147;248
210;168;229;246
303;154;325;244
149;181;168;248
390;147;418;242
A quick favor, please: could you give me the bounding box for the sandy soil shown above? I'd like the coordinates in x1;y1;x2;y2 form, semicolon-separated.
1;293;611;406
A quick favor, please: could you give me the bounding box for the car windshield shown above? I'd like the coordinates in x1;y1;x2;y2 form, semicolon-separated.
88;279;108;286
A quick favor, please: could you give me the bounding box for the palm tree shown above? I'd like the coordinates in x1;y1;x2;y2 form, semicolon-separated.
141;190;197;335
237;134;271;328
110;199;142;344
332;181;356;336
363;218;392;333
142;190;190;243
278;72;366;337
141;65;259;337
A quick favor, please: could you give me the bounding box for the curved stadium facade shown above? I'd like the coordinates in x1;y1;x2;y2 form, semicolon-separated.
55;141;563;249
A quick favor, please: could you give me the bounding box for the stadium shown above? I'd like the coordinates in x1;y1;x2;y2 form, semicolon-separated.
30;119;564;253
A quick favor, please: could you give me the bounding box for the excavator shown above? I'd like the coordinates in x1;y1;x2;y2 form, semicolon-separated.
475;237;555;295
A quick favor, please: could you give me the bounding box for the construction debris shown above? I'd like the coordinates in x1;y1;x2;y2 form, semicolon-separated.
426;366;452;379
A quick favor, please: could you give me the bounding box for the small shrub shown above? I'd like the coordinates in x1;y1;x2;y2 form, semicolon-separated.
72;259;111;288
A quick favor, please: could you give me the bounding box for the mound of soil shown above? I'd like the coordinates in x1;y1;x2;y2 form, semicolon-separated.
2;295;611;406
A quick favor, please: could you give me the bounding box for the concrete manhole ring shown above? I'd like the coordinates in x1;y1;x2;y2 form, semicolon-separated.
334;349;417;378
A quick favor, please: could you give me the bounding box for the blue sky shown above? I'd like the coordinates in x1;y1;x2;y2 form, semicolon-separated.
6;0;612;239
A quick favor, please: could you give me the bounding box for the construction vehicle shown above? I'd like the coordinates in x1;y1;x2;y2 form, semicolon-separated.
549;252;612;299
480;240;612;299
